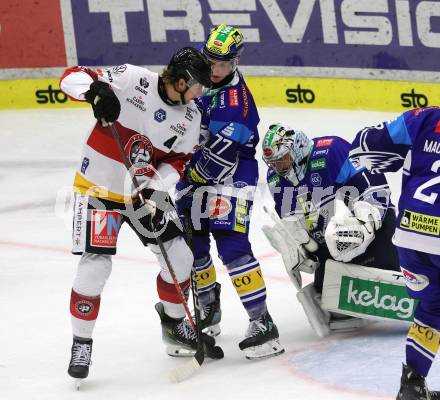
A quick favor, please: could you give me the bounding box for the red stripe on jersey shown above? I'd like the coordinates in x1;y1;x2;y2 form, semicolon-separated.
87;125;123;163
86;123;192;177
157;153;191;178
60;66;99;83
157;274;190;304
435;120;440;133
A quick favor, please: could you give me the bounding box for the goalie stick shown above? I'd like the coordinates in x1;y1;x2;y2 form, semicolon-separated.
108;122;223;383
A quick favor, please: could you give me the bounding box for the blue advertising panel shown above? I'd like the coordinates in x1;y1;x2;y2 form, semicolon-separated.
71;0;440;71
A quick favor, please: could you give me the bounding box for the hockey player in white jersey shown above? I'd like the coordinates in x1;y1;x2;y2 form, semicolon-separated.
60;47;214;383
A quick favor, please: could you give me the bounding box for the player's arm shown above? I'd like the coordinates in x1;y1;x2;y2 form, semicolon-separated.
60;65;133;126
188;88;258;184
348;111;419;174
336;157;391;225
188;117;253;184
263;171;319;287
324;139;391;262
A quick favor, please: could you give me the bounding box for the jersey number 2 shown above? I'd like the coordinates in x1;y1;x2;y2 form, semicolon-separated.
414;160;440;204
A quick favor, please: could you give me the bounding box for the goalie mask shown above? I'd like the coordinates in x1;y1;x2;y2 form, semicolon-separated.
262;123;313;186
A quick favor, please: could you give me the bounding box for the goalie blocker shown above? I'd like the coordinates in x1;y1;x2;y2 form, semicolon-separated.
300;260;416;337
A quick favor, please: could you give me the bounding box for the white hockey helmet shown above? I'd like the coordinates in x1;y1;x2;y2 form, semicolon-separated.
262;123;313;185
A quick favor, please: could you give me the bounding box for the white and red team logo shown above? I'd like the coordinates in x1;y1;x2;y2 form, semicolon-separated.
229;89;239;107
125;134;154;176
208;197;232;219
90;210;122;248
75;300;94;316
401;268;429;291
316;138;333;147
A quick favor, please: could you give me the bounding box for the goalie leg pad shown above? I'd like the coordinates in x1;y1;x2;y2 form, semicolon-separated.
297;284;332;338
328;312;370;332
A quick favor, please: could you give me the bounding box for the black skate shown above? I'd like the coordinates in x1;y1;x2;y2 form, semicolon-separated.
68;337;93;388
238;312;284;360
397;364;440;400
155;302;215;357
199;283;222;337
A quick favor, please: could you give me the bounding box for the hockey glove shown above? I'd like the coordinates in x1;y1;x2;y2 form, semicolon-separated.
262;215;319;290
85;81;121;127
325;200;382;262
134;188;174;230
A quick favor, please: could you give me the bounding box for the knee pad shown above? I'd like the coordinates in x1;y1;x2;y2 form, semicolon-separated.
73;252;112;296
150;236;193;283
213;230;252;265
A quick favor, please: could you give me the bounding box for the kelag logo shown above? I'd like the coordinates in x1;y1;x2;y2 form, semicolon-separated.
338;276;416;322
286;85;315;104
35;85;68;104
401;89;429;108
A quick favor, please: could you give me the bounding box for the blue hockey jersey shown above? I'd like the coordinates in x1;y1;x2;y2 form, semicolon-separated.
268;136;391;245
349;107;440;255
189;70;260;185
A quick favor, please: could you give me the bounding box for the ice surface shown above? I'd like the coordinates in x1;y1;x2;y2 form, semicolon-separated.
1;107;438;400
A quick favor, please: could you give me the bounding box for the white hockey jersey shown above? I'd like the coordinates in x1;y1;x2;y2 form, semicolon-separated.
60;64;202;203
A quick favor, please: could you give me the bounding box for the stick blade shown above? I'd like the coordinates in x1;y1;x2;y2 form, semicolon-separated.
169;357;201;383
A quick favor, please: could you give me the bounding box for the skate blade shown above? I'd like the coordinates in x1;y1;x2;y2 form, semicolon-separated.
243;339;285;360
74;379;83;390
166;344;196;357
203;324;221;337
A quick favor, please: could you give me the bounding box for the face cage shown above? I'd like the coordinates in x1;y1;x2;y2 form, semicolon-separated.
264;150;306;186
263;152;293;175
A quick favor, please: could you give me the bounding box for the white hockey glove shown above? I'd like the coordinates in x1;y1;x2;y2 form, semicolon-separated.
325;200;382;262
262;212;319;290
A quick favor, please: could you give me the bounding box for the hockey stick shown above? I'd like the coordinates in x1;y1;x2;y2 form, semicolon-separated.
180;210;225;370
108;123;222;382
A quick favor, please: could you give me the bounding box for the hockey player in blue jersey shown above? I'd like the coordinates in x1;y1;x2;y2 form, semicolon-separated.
175;25;284;359
348;107;440;400
261;122;400;337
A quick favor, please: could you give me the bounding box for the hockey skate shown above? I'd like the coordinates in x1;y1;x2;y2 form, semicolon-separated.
68;337;93;389
199;283;222;337
155;302;216;357
238;312;284;360
397;364;440;400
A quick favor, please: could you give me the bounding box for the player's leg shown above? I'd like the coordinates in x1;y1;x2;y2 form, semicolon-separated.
176;184;222;336
213;227;284;359
69;194;123;379
396;247;440;399
126;191;200;356
190;229;222;336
